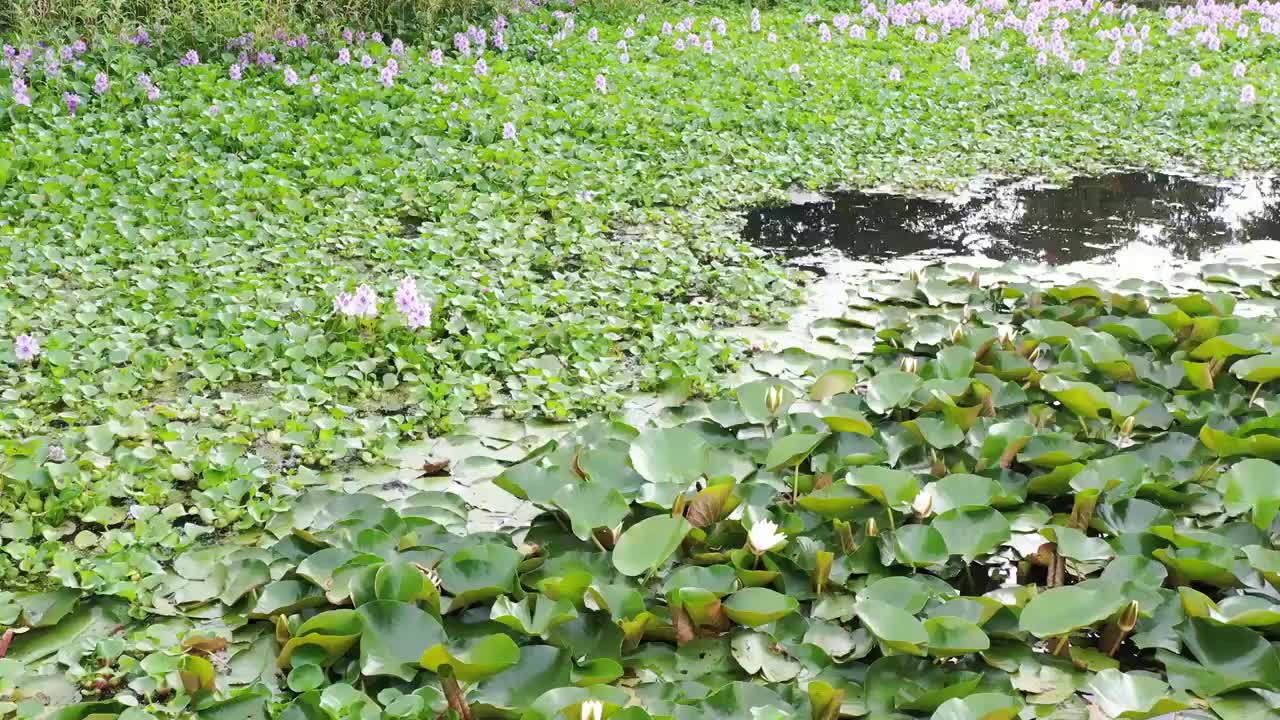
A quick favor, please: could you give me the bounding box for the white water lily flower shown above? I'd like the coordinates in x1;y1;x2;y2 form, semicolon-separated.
748;519;787;555
581;699;604;720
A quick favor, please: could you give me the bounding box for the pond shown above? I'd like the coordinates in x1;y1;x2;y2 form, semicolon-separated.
743;172;1280;272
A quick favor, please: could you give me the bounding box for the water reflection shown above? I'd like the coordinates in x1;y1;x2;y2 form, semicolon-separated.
743;172;1280;270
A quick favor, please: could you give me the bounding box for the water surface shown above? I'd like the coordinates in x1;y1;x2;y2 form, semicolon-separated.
743;172;1280;271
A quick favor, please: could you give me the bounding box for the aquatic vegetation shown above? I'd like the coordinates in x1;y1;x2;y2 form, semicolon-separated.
3;0;1280;717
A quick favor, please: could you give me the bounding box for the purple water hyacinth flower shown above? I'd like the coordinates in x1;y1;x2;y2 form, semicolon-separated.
1108;49;1121;66
636;13;645;23
624;27;634;39
14;334;40;362
357;31;366;43
431;48;444;66
391;38;405;56
284;66;299;86
230;63;243;80
1072;58;1086;74
914;26;928;41
380;66;395;87
662;21;673;35
616;39;627;50
334;285;379;318
386;58;399;76
94;72;109;94
1234;62;1247;78
59;45;73;61
595;73;607;92
395;276;420;312
455;33;472;56
820;23;831;42
274;28;287;41
1188;62;1202;78
337;48;351;65
433;81;449;93
751;17;761;32
372;31;383;44
703;38;713;53
1241;84;1257;104
957;52;971;72
256;51;275;66
475;57;488;76
588;27;599;42
147;84;161;101
888;66;902;82
361;54;374;68
494;33;507;51
850;25;866;39
73;39;87;55
675;38;686;51
64;91;79;114
342;28;354;43
503;121;517;140
767;32;777;42
180;49;199;66
620;52;629;64
788;63;801;78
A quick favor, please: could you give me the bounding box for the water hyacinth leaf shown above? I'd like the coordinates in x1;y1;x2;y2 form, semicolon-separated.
438;544;521;608
277;609;363;668
1019;581;1127;638
419;634;521;683
629;427;709;485
1217;459;1280;529
854;598;928;656
612;515;692;577
357;600;444;681
722;588;799;627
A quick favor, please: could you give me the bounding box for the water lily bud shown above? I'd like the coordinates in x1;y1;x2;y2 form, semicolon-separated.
865;517;879;537
581;699;604;720
900;356;919;374
963;304;974;323
951;324;966;343
997;324;1017;346
1119;415;1136;435
912;491;933;519
747;519;787;555
765;384;784;416
1117;600;1140;632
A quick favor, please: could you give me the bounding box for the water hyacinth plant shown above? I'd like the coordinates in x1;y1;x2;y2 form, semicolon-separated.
1;1;1280;717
